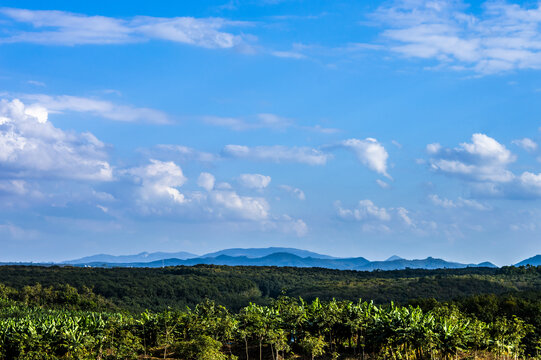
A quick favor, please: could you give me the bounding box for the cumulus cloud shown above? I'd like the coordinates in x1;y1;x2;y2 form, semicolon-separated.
0;98;113;181
238;173;271;189
279;185;306;200
512;137;538;152
222;144;331;165
208;190;269;221
427;133;515;182
20;94;170;124
517;172;541;196
338;138;390;177
0;8;250;49
426;133;541;199
128;159;187;204
126;162;304;229
197;172;215;192
372;0;541;74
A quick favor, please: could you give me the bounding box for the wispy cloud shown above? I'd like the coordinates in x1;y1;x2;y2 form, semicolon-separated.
202;113;338;133
18;94;170;124
222;144;331;165
372;0;541;74
428;194;490;211
0;8;252;49
279;184;305;200
512;137;538;152
202;113;292;131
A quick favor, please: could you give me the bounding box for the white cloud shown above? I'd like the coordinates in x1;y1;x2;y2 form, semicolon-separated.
429;194;490;211
270;51;306;59
27;80;45;87
279;184;306;200
426;134;541;199
128;159;187;204
197;172;215;192
0;8;249;49
396;207;413;226
0;223;39;240
208;190;269;221
202;113;338;134
512;137;538;152
336;199;391;222
202;113;291;131
376;179;390;188
426;142;442;154
339;138;390;177
0;179;28;195
126;163;292;225
20;94;170;124
303;124;340;134
151;145;217;162
372;0;541;74
238;173;271;189
427;133;515;182
0;98;113;181
222;144;331;165
517;172;541;196
335;199;426;233
264;215;308;237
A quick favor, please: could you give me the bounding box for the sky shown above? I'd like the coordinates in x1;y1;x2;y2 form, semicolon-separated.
1;0;541;265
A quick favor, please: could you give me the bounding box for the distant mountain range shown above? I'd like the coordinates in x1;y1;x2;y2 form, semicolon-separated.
61;247;506;271
515;255;541;266
62;251;198;264
200;247;337;259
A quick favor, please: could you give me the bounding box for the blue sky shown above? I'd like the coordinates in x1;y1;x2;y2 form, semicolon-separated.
1;0;541;265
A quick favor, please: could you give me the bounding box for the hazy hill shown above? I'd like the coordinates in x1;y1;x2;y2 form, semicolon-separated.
201;247;337;259
515;255;541;266
357;257;497;271
64;251;198;264
385;255;404;261
56;247;519;270
81;252;371;269
74;253;498;271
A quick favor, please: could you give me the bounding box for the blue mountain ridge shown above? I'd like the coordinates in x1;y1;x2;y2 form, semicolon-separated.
62;251;198;264
63;248;500;271
515;255;541;266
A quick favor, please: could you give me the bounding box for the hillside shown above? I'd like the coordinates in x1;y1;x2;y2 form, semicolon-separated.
0;264;538;312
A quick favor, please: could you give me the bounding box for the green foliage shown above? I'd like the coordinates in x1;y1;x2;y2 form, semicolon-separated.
0;265;540;359
0;295;539;360
0;265;539;312
175;335;229;360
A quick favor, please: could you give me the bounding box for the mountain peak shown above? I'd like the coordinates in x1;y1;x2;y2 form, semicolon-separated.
515;254;541;267
385;255;404;262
